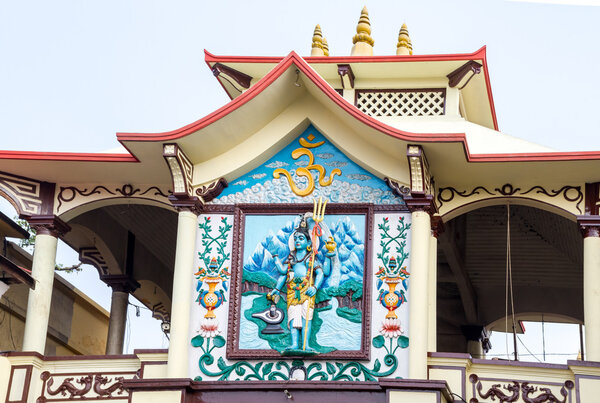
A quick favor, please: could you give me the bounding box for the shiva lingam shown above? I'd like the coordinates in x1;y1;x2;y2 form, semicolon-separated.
252;292;285;334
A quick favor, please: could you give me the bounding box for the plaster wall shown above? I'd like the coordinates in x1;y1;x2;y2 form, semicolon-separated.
191;94;409;188
388;390;443;403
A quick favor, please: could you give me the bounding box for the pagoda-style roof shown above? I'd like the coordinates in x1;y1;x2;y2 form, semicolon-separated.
204;47;499;130
0;50;599;198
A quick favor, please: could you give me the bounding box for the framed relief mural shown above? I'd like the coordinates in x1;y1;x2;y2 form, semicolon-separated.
227;203;373;360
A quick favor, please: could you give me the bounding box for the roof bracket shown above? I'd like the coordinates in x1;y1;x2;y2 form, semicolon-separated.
163;144;193;197
211;62;253;90
447;60;482;89
337;64;355;89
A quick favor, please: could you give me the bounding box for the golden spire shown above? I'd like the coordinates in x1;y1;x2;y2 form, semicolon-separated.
322;37;330;56
351;6;374;56
396;23;413;55
311;24;325;56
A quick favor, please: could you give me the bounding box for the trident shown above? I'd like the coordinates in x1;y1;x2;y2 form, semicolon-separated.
303;196;327;351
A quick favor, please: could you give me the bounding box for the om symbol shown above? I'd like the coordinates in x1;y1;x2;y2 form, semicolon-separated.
273;135;341;197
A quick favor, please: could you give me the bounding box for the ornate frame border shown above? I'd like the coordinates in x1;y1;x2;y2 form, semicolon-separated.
226;203;375;361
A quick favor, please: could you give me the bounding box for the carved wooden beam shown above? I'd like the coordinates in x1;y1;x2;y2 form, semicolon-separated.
24;214;70;237
337;64;355;89
447;60;482;89
0;171;55;216
101;274;140;293
79;247;109;276
405;145;437;214
406;145;432;196
0;254;34;288
195;178;228;203
163;144;193;197
438;220;478;324
211;63;252;90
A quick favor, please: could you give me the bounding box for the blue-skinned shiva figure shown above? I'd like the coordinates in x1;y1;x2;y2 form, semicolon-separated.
268;214;336;354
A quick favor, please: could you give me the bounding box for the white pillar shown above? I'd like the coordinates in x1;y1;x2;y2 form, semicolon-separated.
584;234;600;361
106;290;129;355
408;210;430;379
22;232;58;353
167;209;199;378
427;232;438;353
467;340;484;359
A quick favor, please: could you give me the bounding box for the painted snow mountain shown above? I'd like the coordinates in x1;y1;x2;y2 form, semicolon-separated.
244;215;364;289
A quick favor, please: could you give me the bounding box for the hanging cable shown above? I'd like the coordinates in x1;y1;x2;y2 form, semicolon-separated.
542;314;546;361
504;204;518;360
508;204;518;360
505;205;509;359
517;335;542;363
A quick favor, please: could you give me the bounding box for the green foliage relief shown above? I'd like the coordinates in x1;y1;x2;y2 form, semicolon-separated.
191;334;408;381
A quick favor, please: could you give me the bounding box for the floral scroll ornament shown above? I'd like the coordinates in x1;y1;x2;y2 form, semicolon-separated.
273;134;341;197
190;333;404;381
375;216;411;339
195;216;232;337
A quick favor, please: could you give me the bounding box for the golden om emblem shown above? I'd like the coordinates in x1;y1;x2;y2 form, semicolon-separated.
273;134;341;197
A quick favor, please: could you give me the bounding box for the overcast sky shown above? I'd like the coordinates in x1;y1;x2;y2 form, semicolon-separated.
0;0;596;359
1;0;599;153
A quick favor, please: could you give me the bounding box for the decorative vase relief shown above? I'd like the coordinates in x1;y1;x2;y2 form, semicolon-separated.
193;216;233;339
375;216;410;339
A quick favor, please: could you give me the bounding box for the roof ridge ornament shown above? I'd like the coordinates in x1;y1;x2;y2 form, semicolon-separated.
396;23;413;56
311;24;325;56
351;6;374;56
322;37;329;57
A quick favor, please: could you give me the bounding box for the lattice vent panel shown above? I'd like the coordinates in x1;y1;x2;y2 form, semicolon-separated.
356;89;446;117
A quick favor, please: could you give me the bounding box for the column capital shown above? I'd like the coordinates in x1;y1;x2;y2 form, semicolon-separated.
404;194;437;215
101;274;140;293
168;195;203;215
461;325;491;352
577;215;600;238
21;214;70;237
431;215;444;238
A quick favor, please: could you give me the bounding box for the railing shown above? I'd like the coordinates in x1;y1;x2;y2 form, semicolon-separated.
428;352;600;403
4;350;600;402
0;350;167;403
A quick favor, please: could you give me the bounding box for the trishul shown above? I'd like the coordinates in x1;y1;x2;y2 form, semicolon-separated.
303;196;327;351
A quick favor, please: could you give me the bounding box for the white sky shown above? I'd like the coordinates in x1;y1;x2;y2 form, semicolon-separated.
0;0;595;359
1;0;599;153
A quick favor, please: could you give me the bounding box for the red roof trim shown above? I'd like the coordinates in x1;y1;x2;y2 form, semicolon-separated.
469;151;600;162
205;46;499;131
0;150;138;162
480;51;499;130
119;51;468;143
204;47;488;64
1;51;595;164
118;50;600;163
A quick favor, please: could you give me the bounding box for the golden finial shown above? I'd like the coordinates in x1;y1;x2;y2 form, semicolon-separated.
351;6;374;56
396;23;413;55
323;37;330;56
311;24;325;56
353;7;374;46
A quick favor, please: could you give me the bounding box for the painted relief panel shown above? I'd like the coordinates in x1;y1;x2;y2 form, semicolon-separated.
189;211;412;381
210;125;404;205
371;213;411;379
229;204;369;359
190;125;410;381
